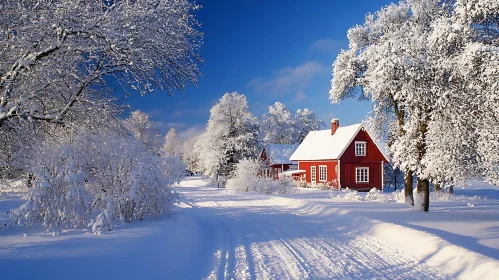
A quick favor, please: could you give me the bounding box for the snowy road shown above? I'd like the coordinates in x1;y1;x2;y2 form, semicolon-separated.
5;177;497;279
177;177;452;280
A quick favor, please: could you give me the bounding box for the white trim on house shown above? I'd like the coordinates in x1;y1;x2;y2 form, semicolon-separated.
338;160;341;188
355;141;366;156
318;165;327;182
356;167;369;183
311;166;317;185
381;161;384;192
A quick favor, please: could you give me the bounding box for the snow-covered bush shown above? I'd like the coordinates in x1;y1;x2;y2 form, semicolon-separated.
10;142;92;230
293;179;309;189
313;180;339;190
226;158;261;192
254;176;299;195
10;131;177;233
226;159;298;195
343;188;361;200
364;188;397;203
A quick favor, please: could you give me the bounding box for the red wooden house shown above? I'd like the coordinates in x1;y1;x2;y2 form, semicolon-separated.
290;119;388;191
259;144;299;179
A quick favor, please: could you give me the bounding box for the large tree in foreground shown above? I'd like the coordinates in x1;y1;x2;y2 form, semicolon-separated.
330;0;498;211
0;0;202;126
197;92;259;178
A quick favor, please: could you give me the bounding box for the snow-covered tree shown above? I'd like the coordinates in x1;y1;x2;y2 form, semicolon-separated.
183;135;202;174
261;102;295;144
11;130;178;232
331;0;498;211
162;128;183;157
197;92;260;178
330;1;416;205
124;110;161;153
0;0;202;133
294;108;324;143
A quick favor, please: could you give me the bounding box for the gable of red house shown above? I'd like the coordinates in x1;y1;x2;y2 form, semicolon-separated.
289;119;388;191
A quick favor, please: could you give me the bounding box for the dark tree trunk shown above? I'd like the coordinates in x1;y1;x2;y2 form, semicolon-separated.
405;170;414;206
417;178;430;212
434;182;441;192
27;173;34;188
449;185;454;194
394;169;397;191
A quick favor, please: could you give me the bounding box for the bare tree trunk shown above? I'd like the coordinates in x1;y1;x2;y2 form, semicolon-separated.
394;169;397;191
417;178;430;212
449;185;454;195
27;173;34;188
434;181;441;192
405;170;414;206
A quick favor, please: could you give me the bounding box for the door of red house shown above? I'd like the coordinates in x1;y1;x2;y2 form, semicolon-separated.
311;166;316;186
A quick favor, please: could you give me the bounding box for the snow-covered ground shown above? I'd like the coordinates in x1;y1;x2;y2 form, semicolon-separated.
1;177;498;279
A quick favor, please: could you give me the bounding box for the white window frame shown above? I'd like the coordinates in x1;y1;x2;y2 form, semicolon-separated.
318;165;327;182
311;166;316;185
355;141;366;156
356;167;369;183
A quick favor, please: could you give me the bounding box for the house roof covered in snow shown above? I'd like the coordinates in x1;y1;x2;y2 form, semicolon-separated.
263;144;299;165
290;123;364;161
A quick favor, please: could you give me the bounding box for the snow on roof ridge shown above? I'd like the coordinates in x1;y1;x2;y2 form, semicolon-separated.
290;123;362;161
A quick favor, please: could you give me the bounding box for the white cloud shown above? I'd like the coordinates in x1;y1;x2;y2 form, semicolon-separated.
293;90;308;103
170;109;207;118
247;61;328;95
309;39;344;52
178;125;205;140
152;121;187;135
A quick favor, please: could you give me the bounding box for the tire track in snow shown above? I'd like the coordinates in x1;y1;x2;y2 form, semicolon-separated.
181;200;257;280
178;184;453;280
181;201;234;280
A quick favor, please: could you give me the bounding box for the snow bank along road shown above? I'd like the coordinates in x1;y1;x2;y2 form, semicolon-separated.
176;177;454;280
1;177;498;280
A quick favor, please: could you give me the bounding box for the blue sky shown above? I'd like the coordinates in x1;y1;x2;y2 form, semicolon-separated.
122;0;394;138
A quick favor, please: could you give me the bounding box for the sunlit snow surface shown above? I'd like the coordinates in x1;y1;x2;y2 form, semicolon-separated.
1;177;498;279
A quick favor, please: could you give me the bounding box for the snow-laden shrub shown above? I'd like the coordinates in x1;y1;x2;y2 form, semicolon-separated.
343;188;361;200
314;180;339;190
10;143;92;230
293;179;309;189
226;159;298;194
226;158;261;192
254;176;299;195
10;132;177;233
364;188;399;202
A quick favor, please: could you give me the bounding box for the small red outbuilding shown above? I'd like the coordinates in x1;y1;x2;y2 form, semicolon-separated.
289;119;388;191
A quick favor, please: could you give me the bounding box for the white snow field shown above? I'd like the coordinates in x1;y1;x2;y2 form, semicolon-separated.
1;177;498;280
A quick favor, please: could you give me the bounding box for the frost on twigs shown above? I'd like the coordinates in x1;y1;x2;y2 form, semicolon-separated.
0;0;202;126
9;131;178;233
